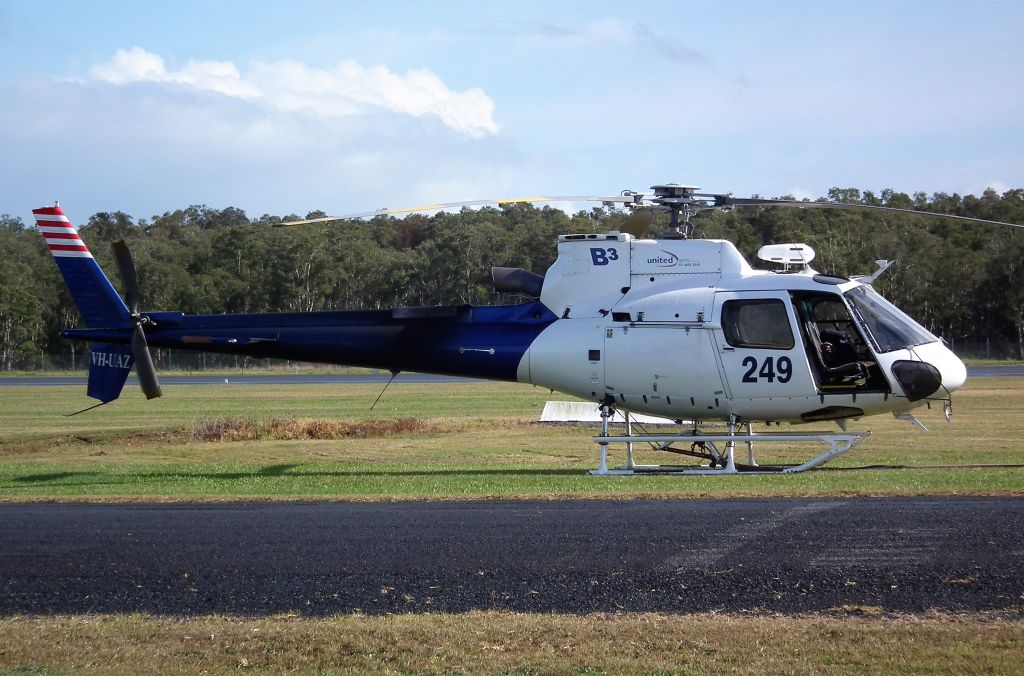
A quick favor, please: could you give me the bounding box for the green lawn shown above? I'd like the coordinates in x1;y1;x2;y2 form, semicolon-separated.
2;378;1022;501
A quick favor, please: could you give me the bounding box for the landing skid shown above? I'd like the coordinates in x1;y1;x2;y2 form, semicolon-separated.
588;406;869;475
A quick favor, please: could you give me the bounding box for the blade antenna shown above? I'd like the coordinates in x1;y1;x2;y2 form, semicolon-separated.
65;401;110;417
369;370;400;411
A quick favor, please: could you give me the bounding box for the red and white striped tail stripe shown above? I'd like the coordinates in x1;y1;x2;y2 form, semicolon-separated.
32;205;92;258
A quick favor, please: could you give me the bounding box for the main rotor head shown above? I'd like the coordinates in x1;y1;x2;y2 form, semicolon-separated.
613;184;719;238
649;184;707;238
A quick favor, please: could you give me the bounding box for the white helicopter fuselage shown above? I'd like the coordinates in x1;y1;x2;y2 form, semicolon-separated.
519;232;966;425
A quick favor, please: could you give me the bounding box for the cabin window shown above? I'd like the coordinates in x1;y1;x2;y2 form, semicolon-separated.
844;285;937;352
722;299;795;349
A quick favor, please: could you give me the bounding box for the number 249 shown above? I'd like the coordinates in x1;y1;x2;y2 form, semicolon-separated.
741;356;792;383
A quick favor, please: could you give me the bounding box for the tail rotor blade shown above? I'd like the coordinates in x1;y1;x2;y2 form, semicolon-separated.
112;241;141;314
131;325;162;400
112;242;160;399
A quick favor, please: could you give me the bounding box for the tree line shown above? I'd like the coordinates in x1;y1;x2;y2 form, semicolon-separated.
2;186;1023;370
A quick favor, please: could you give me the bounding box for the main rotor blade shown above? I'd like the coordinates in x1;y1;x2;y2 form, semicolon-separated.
131;324;162;400
278;195;645;227
714;197;1024;229
111;241;141;313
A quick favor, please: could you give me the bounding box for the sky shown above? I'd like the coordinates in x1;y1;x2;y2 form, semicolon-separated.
1;0;1022;222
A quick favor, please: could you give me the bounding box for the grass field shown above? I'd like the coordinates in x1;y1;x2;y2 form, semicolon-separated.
0;611;1021;675
3;377;1022;672
1;377;1022;501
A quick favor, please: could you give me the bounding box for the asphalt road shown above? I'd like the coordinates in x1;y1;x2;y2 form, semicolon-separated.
1;498;1021;615
965;365;1024;377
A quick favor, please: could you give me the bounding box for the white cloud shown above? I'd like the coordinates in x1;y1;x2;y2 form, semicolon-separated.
91;47;260;99
0;52;516;222
89;47;499;139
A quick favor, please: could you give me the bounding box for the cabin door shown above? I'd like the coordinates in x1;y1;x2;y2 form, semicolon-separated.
711;292;815;401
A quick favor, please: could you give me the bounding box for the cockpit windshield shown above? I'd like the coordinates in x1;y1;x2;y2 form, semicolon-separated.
844;285;937;353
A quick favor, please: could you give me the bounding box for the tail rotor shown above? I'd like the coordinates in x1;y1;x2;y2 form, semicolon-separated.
111;241;162;400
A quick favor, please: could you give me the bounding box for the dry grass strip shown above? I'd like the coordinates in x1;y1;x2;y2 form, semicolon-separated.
0;610;1022;674
186;417;450;442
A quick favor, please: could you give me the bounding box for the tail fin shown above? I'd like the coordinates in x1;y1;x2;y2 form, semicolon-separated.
32;205;130;328
34;205;141;408
86;343;135;403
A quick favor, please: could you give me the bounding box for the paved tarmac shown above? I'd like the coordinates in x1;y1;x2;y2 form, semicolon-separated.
1;498;1021;615
964;365;1024;377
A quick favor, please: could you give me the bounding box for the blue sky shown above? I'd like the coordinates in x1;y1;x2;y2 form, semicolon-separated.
1;1;1022;221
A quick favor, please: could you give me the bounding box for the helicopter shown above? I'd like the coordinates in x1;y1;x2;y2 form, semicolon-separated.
32;184;1022;475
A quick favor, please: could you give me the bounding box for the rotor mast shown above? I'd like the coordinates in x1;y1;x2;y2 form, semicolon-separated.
650;184;703;238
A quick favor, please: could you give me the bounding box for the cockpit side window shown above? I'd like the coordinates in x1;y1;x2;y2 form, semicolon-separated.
844;285;937;353
722;299;795;349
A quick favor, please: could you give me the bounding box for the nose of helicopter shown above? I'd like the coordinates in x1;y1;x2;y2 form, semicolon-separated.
937;349;968;392
890;342;966;401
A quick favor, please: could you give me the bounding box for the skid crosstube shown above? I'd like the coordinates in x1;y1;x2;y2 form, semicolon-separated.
587;406;869;475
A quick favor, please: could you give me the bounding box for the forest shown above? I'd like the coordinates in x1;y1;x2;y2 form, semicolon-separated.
2;186;1023;370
